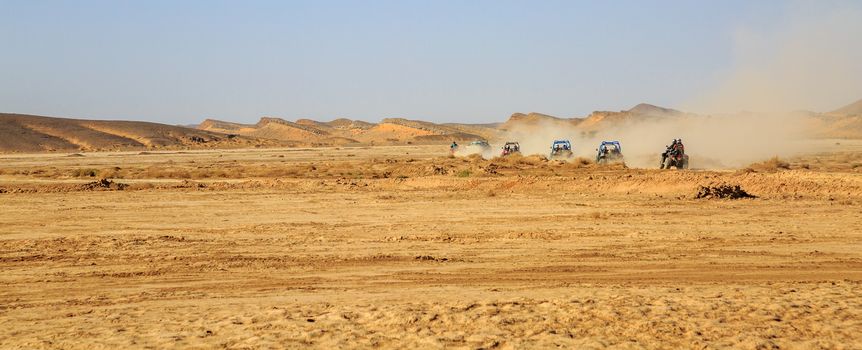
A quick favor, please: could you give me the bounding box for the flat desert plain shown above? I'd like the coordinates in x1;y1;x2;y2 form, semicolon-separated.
1;144;861;349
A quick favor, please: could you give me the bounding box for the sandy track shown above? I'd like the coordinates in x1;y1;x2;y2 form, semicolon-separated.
1;146;861;348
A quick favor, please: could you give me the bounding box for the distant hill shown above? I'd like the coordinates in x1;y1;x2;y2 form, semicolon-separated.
0;113;278;153
6;98;862;153
626;103;683;117
808;98;862;138
829;98;862;116
500;113;573;131
198;117;492;145
499;101;862;139
501;103;686;132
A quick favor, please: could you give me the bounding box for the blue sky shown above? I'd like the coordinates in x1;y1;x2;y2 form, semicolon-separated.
1;1;859;124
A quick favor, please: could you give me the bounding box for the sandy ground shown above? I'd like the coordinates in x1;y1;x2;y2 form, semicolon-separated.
1;144;861;349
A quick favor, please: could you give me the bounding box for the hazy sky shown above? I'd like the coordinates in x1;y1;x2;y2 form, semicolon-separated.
1;0;860;124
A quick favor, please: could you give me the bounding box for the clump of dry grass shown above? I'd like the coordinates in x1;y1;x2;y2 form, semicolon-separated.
744;157;791;172
99;167;122;178
71;168;98;177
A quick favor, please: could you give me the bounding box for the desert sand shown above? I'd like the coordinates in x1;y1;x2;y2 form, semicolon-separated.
1;142;861;349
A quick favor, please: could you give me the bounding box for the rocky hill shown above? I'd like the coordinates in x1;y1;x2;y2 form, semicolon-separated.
5;97;862;153
198;117;492;145
829;99;862;116
0;113;277;153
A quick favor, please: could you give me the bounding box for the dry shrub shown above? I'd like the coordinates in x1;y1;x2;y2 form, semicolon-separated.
99;167;122;178
745;157;790;172
71;168;98;177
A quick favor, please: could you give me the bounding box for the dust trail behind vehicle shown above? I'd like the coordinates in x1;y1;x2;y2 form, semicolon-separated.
498;112;809;169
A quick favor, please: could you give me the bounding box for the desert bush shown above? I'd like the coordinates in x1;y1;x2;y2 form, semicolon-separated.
71;168;98;177
456;169;472;177
99;167;122;178
745;157;790;172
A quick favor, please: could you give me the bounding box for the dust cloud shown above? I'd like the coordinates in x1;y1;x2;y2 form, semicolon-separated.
684;2;862;114
495;114;808;169
485;3;861;169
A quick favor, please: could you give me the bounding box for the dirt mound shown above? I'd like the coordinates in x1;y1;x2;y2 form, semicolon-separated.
695;184;757;199
80;178;129;191
1;179;129;193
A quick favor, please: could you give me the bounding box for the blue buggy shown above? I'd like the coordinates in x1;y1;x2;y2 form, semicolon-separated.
549;140;573;159
596;141;624;164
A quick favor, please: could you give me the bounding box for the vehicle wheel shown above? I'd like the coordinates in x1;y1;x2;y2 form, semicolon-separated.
663;158;672;169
